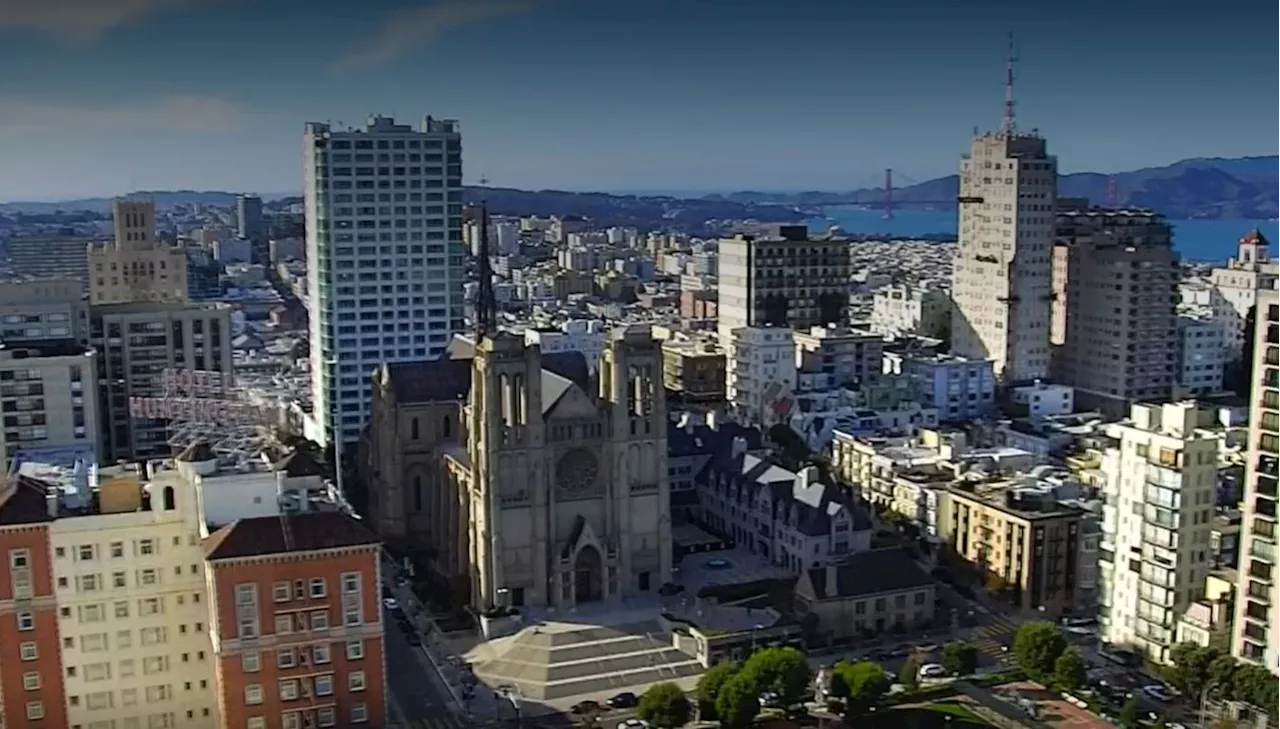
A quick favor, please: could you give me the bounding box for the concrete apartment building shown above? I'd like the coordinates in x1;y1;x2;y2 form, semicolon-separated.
660;336;727;404
1098;401;1220;664
5;235;96;286
943;478;1082;616
0;279;89;344
1176;311;1227;395
1234;284;1279;670
794;325;884;388
869;283;953;340
1209;230;1276;361
716;225;851;339
91;302;233;461
304;115;466;447
1050;204;1179;415
89;200;189;306
0;341;99;465
950;129;1058;384
725;326;797;427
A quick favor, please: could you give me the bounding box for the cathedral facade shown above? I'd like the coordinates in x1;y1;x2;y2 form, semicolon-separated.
361;325;672;610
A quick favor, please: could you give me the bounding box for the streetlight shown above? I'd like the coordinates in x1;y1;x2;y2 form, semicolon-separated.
498;685;523;729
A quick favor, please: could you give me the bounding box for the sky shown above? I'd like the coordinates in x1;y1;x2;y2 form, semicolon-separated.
0;0;1276;201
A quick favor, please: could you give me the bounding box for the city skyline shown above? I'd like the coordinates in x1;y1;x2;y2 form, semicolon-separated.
0;0;1276;200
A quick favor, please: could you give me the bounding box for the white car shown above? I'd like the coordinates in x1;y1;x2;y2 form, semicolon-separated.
617;720;649;729
918;663;947;679
1142;685;1175;702
382;598;399;610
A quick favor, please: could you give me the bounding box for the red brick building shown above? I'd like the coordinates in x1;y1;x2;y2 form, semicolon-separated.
0;478;69;729
204;512;385;729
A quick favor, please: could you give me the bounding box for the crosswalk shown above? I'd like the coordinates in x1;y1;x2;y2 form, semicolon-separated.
967;614;1020;658
396;716;521;729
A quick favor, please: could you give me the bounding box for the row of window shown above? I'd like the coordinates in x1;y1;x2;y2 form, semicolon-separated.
246;702;369;729
241;639;366;672
62;593;190;623
59;537;167;562
243;669;367;704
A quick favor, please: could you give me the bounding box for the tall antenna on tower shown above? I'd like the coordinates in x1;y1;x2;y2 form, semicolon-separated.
474;176;496;339
1002;31;1018;135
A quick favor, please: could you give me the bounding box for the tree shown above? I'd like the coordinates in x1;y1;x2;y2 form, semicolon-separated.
1208;655;1240;700
941;641;979;676
1234;663;1279;715
830;661;890;716
1012;621;1067;682
1166;643;1224;697
637;683;692;729
695;662;740;721
714;674;760;729
1118;696;1141;729
899;654;921;691
740;646;810;706
1052;646;1087;691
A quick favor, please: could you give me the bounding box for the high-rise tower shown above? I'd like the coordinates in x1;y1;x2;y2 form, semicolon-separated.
304;115;466;446
950;36;1057;383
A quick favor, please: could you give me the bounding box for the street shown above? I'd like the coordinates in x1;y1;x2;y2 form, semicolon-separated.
383;603;466;729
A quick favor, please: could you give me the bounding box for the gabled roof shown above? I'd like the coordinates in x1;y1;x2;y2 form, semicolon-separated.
0;477;53;526
273;449;326;478
203;512;379;560
802;548;933;600
385;349;592;410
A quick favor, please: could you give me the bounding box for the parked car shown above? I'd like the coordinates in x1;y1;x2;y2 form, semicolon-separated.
758;691;781;707
1142;685;1175;703
617;719;648;729
919;663;947;679
572;700;603;715
382;597;399;610
609;692;638;709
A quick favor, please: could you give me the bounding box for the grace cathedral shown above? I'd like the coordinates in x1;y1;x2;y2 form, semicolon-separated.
361;325;674;611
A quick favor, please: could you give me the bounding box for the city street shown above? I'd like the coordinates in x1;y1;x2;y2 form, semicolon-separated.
383;603;465;729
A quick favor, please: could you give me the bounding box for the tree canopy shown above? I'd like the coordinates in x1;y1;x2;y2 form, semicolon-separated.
1053;646;1087;691
740;646;810;706
1012;621;1067;682
637;683;692;729
899;654;921;691
695;662;740;721
941;641;979;676
830;660;890;715
714;674;761;729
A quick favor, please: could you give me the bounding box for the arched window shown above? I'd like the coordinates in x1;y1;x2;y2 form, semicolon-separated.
413;474;423;513
162;486;176;511
411;417;420;440
442;415;452;439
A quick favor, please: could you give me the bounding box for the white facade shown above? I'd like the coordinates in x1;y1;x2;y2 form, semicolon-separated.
523;319;607;372
1208;231;1276;360
1099;402;1220;664
1010;381;1075;419
870;284;952;340
304;115;465;446
950;132;1057;383
1176;312;1226;395
725;326;797;427
883;352;995;421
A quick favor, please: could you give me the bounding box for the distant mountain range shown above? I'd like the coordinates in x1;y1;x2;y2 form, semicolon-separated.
709;155;1279;220
1;155;1274;222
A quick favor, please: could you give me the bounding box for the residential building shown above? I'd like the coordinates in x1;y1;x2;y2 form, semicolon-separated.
667;414;763;523
716;226;850;339
1010;381;1075;419
883;351;996;421
0;278;89;344
89;200;189;305
725;326;796;427
90;302;233;461
1177;311;1227;395
5;235;95;286
793;325;884;388
869;284;952;340
1099;401;1221;664
1233;284;1279;670
523;320;607;373
950;122;1057;384
236;194;265;263
304;115;465;448
794;548;936;642
944;478;1082;617
660;337;726;404
204;511;385;729
1050;204;1178;414
1208;230;1276;361
0;340;99;464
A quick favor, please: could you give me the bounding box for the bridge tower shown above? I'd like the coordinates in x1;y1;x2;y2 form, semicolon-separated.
882;168;893;221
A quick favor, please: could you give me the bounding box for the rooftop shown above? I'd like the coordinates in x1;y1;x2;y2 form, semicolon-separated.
203;511;379;560
803;548;934;600
949;477;1083;521
0;338;93;359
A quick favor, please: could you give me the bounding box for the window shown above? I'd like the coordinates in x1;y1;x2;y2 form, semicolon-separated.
141;626;167;645
282;713;301;729
120;659;135;677
315;674;334;696
78;574;101;591
351;702;369;723
84;662;112;681
317;707;336;728
140;597;163;616
241;652;261;673
78;544;96;561
80;633;108;652
144;684;170;702
113;571;127;588
143;656;168;674
115;601;130;618
341;572;360;593
279;678;299;700
309;578;327;598
109;541;124;558
277;648;295;669
313;643;331;664
9;548;30;568
26;701;44;720
117;630;132;648
244;684;263;705
275;615;293;634
137;539;156;556
86;691;113;710
311;610;329;631
79;603;105;622
20;641;38;660
17;611;34;630
348;670;366;691
346;640;364;660
22;671;40;690
121;688;137;706
272;582;290;602
247;719;266;729
138;568;159;586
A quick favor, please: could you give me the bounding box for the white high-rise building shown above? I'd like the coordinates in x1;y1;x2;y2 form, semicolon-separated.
950;128;1057;383
304;115;465;446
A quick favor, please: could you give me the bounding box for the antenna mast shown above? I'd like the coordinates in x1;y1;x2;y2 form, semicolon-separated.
474;176;496;339
1002;32;1018;135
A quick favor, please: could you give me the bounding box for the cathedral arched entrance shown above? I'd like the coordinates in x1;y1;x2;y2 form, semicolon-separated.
573;546;604;604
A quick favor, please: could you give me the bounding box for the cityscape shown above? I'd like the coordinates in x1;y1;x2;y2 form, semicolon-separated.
0;3;1278;729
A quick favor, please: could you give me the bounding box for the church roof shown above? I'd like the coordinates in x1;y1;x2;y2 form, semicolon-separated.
384;348;592;409
1241;228;1270;247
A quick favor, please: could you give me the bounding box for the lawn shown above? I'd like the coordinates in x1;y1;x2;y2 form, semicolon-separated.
860;702;993;729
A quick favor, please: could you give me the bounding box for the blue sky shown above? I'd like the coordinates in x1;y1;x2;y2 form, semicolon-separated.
0;0;1275;200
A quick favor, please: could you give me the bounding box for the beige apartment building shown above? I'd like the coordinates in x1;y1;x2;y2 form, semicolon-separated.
943;478;1083;617
0;279;89;343
1051;203;1179;415
1209;230;1276;360
91;302;233;461
89;200;188;306
0;341;99;465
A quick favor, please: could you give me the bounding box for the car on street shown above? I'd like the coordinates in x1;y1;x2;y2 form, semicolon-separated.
571;700;603;715
1142;685;1175;702
382;597;399;610
609;692;638;709
918;663;947;679
616;719;648;729
406;632;422;646
758;691;781;707
915;643;940;653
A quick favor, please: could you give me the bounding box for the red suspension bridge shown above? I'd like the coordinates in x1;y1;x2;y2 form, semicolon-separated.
803;168;1119;220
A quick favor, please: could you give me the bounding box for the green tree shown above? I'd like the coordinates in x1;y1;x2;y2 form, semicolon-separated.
1052;646;1087;691
1012;621;1067;682
1208;655;1240;700
637;683;692;729
899;654;921;691
1166;643;1224;697
1118;696;1141;729
1234;663;1279;716
714;674;761;729
741;646;810;706
830;661;890;716
695;662;740;721
941;641;979;676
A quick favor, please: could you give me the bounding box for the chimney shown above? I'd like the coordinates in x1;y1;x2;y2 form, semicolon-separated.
731;436;748;460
